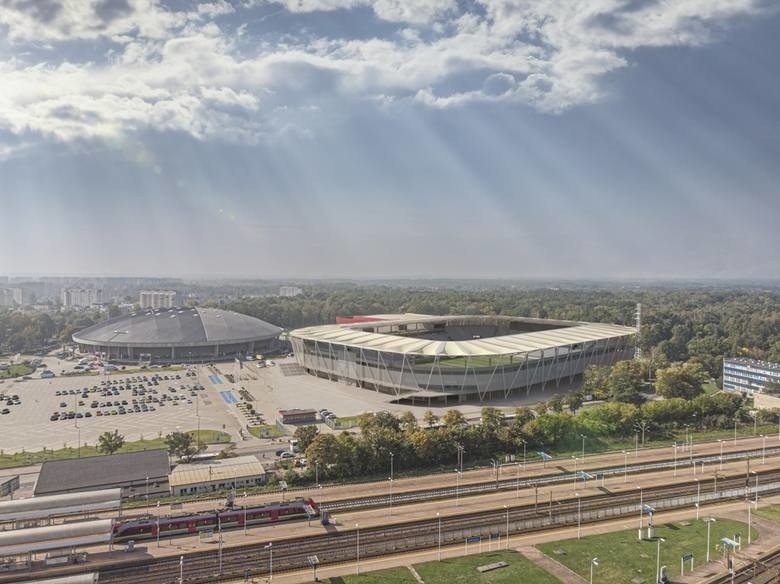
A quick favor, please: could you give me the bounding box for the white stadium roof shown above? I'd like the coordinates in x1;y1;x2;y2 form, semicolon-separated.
291;315;636;357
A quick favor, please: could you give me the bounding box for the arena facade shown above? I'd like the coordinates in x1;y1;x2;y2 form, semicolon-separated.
73;307;282;363
290;314;636;403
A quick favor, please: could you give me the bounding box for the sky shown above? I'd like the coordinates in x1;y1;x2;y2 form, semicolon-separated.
0;0;779;280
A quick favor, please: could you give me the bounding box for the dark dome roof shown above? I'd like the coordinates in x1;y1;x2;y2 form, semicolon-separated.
73;307;281;347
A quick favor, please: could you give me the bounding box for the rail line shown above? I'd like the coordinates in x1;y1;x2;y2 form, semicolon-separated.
709;545;780;584
90;468;780;584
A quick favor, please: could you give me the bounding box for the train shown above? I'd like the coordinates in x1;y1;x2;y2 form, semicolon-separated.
112;498;319;542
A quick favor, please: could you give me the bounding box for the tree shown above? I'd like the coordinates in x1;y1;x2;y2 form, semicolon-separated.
607;360;645;405
293;425;319;452
442;409;467;429
655;362;708;400
398;411;418;433
423;410;439;428
547;394;566;413
304;434;341;469
566;392;584;414
165;431;200;462
97;430;125;455
583;365;611;399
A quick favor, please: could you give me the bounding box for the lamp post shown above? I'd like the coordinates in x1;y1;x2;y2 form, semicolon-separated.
437;512;441;561
455;469;461;507
145;476;149;507
355;523;360;574
243;492;248;535
748;503;752;545
389;476;394;516
762;434;766;464
673;442;677;477
719;439;723;471
77;426;81;459
504;505;509;549
521;439;527;469
581;434;586;459
265;542;273;582
752;471;759;509
491;458;499;488
179;555;184;584
576;493;582;540
695;479;700;520
656;537;666;584
705;518;716;562
590;557;598;584
315;459;319;488
623;450;628;484
638;486;643;541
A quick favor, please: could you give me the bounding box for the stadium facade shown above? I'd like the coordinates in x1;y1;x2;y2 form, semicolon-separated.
73;307;282;363
290;314;636;403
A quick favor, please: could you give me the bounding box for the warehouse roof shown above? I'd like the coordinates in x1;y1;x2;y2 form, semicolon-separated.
169;456;266;488
73;307;282;347
291;315;636;357
35;450;170;496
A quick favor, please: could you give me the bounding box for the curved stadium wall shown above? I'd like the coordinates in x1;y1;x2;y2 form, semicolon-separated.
290;315;635;403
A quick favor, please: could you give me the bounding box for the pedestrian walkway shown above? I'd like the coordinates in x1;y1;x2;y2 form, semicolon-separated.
518;545;586;583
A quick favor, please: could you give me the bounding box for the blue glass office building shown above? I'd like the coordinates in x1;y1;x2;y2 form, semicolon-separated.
722;357;780;395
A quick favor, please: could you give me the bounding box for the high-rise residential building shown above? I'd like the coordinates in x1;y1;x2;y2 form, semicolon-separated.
61;288;103;307
0;289;13;306
11;288;26;306
139;290;178;309
723;357;780;395
279;286;303;297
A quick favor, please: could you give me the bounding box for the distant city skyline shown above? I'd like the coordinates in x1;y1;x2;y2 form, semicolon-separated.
1;1;779;279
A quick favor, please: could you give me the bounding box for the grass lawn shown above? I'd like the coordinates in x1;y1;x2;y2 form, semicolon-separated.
320;567;417;583
334;415;363;430
0;428;228;469
415;550;561;584
538;518;756;584
0;364;34;379
319;551;560;584
248;424;287;438
190;429;231;444
754;504;780;524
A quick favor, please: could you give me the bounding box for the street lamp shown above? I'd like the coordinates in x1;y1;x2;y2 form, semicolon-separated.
455;469;461;506
243;492;248;535
719;439;723;471
264;542;273;582
581;434;586;459
355;523;360;574
673;442;677;477
437;512;441;561
590;558;598;584
704;518;716;563
762;434;767;464
504;505;509;549
655;537;666;584
315;459;319;488
576;493;582;540
695;478;700;520
623;450;628;484
637;486;643;541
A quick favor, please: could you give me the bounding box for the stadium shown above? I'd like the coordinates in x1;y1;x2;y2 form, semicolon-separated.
72;307;282;364
290;314;636;403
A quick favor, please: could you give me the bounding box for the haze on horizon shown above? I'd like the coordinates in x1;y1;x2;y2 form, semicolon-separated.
1;1;779;281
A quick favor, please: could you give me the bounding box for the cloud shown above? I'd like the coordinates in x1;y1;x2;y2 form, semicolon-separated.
0;0;772;156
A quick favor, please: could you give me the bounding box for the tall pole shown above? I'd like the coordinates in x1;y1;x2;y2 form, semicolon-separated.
156;516;160;547
673;443;677;477
577;494;581;540
77;426;81;458
581;434;586;459
762;435;766;464
437;512;441;561
719;440;723;471
455;470;460;506
179;555;184;584
696;479;701;520
266;542;273;582
523;440;527;469
656;538;665;584
218;515;223;575
146;476;149;507
638;487;643;541
590;558;598;584
706;520;712;562
243;493;247;535
504;505;509;549
623;451;628;484
748;504;752;545
356;524;360;574
315;460;319;488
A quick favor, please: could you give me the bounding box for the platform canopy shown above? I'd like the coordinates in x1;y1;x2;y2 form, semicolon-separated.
0;489;121;523
0;519;112;556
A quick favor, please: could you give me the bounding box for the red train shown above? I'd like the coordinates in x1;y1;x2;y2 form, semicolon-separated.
112;498;319;542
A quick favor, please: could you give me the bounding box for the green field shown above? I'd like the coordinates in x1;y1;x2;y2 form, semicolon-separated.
0;364;34;379
0;428;229;469
321;567;416;583
538;518;756;584
334;415;363;429
320;551;560;584
754;504;780;524
248;424;287;438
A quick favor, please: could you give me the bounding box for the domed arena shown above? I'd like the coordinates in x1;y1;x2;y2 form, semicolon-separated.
73;307;282;363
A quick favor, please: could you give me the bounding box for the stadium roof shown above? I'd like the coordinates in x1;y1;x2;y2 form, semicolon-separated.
73;307;282;347
291;315;636;357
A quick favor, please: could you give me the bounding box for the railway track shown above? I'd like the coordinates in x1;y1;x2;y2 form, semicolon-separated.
709;545;780;584
93;469;780;584
320;446;780;513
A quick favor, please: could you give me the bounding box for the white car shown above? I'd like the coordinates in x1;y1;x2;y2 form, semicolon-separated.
279;451;295;460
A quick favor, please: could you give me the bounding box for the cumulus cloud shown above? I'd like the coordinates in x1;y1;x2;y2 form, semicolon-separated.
0;0;772;156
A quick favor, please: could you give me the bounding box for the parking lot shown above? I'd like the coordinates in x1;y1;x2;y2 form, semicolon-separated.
0;367;243;453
